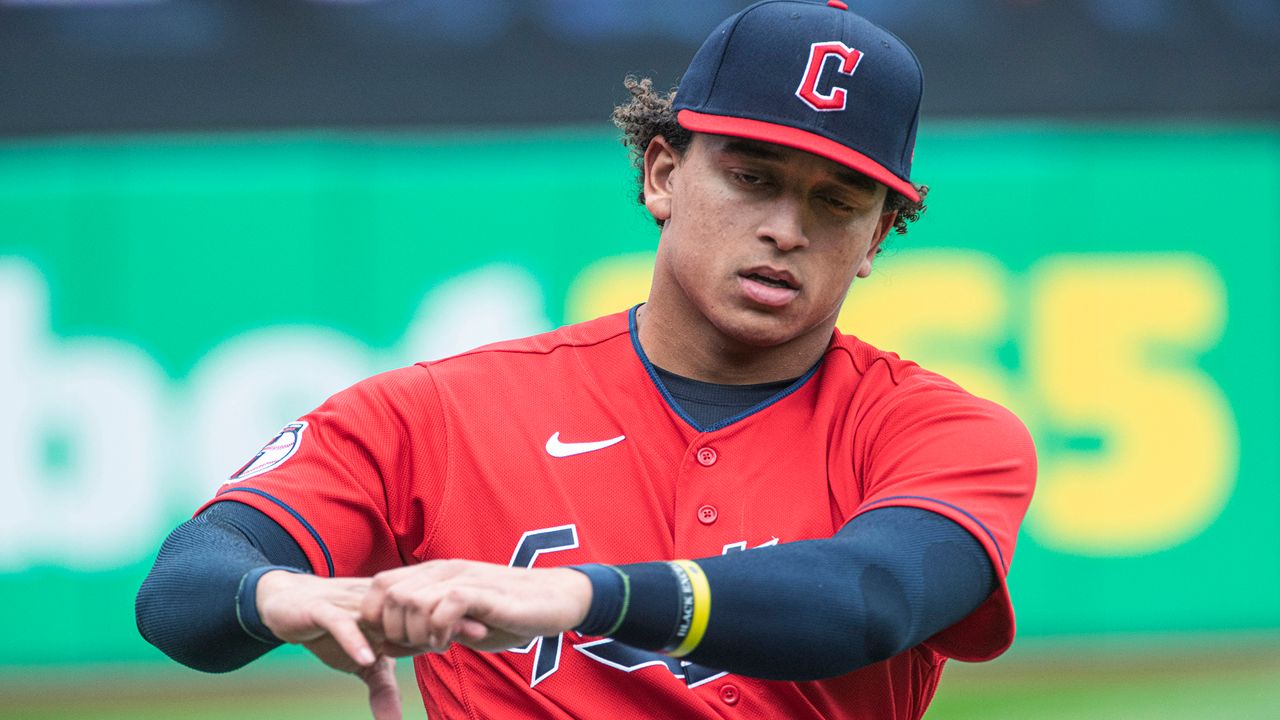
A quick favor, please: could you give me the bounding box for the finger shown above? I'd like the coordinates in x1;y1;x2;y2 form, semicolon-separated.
389;581;455;650
455;625;536;653
402;594;439;650
369;560;456;593
358;617;387;647
426;587;476;649
302;636;363;674
362;570;425;632
360;575;391;630
313;605;376;667
378;640;420;659
364;570;434;636
388;580;452;650
383;598;409;648
455;618;490;643
359;656;402;720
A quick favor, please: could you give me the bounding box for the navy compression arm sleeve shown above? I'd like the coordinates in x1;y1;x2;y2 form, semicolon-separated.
135;501;311;673
573;506;996;680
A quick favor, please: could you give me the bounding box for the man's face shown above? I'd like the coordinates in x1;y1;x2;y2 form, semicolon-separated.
643;132;897;350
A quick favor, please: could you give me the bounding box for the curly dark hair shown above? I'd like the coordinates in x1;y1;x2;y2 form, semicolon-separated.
611;77;927;236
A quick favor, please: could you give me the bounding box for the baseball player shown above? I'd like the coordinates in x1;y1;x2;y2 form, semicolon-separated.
137;2;1035;719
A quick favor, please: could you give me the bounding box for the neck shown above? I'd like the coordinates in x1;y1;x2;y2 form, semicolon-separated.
634;301;834;385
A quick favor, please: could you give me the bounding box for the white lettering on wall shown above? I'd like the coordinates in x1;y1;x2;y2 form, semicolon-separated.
0;257;549;570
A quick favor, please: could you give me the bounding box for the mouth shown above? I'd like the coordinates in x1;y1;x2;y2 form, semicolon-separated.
738;267;801;308
740;267;800;291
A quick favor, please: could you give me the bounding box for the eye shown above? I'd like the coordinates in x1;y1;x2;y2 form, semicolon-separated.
729;170;768;187
820;194;854;213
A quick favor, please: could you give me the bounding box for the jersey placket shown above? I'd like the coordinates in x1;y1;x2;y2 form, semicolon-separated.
672;429;738;566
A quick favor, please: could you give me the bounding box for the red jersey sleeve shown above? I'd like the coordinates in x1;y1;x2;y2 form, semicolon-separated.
854;374;1036;662
197;365;446;578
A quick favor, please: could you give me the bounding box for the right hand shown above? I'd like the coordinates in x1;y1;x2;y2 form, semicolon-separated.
256;570;404;720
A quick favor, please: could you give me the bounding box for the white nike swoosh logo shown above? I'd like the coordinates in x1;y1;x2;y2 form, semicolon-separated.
545;432;626;458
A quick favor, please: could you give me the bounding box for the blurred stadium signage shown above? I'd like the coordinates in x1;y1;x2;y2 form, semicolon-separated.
0;127;1276;665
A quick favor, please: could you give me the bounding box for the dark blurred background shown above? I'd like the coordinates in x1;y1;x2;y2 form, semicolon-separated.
2;0;1278;137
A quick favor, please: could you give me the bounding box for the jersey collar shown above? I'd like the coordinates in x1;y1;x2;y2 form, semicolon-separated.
627;305;824;433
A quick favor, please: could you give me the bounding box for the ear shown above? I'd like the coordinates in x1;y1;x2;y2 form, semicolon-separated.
643;135;680;223
855;210;897;278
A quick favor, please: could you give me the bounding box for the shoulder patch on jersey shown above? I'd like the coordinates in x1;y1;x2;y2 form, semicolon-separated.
230;421;309;481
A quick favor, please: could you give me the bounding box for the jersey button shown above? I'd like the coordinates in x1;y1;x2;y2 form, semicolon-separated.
696;447;718;466
719;683;740;705
697;504;718;525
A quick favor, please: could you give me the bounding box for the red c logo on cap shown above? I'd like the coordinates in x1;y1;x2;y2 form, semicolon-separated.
795;41;864;112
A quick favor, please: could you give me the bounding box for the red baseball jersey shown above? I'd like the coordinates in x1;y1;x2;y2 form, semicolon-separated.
203;308;1036;720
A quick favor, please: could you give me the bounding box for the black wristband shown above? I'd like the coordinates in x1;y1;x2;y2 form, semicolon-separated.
569;564;629;636
602;561;684;651
235;565;305;644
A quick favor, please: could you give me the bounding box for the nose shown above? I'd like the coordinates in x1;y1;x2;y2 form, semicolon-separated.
755;194;809;252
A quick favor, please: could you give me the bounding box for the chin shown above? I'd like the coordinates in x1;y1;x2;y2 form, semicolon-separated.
712;309;810;349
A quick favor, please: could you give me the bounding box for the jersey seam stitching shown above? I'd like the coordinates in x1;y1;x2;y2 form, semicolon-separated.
445;644;482;720
415;322;631;368
826;336;905;386
413;363;452;560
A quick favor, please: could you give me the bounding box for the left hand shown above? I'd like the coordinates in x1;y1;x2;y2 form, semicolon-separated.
358;560;593;655
253;570;404;720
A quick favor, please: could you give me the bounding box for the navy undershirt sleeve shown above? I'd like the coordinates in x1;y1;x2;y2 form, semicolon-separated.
574;506;996;681
135;501;311;673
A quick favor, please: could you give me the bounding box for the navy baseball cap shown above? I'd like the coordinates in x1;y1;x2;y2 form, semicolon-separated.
674;0;923;202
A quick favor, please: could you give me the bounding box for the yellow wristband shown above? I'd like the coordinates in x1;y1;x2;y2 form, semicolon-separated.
667;560;711;658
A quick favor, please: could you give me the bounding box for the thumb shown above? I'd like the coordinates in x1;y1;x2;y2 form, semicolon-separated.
359;656;402;720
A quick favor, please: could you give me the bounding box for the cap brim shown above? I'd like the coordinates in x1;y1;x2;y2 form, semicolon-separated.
677;109;920;203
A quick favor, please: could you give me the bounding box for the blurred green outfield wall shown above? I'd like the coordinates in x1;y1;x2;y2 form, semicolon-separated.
1;126;1277;668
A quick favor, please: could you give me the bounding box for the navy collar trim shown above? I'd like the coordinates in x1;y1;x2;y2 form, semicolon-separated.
627;305;823;433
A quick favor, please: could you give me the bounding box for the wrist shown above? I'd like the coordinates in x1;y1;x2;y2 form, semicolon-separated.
549;567;594;630
592;561;693;653
569;564;627;636
243;566;306;644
